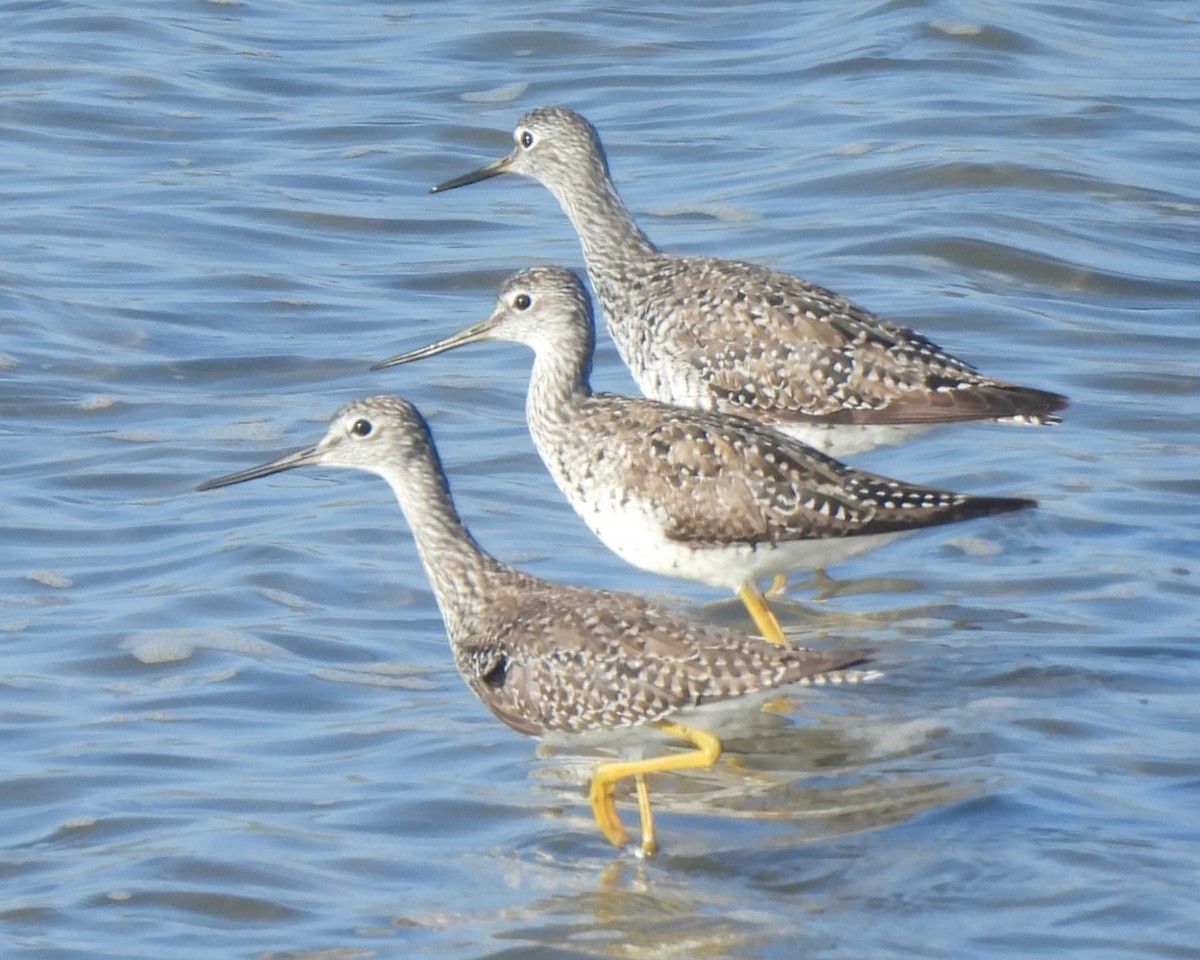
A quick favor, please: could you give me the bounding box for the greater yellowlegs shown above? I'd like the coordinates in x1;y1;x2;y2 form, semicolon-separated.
371;267;1036;648
197;395;875;855
429;106;1068;455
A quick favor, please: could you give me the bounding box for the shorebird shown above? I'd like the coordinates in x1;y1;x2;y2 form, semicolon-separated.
429;106;1067;455
196;395;875;856
371;266;1036;648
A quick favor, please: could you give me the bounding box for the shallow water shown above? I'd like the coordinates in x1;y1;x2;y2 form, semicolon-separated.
3;1;1199;957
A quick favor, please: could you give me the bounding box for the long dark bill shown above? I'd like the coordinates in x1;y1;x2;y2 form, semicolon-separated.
429;154;513;194
196;445;323;493
369;317;497;371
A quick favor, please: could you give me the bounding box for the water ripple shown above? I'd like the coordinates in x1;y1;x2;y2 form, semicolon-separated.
3;0;1199;957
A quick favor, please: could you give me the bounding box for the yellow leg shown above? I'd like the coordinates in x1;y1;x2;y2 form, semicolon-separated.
587;722;724;855
766;572;789;597
635;775;656;856
736;581;789;647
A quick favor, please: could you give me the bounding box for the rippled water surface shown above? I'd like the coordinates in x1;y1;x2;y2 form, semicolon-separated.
4;1;1199;957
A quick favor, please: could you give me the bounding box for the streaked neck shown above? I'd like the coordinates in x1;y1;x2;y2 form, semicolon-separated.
547;167;657;286
379;451;511;640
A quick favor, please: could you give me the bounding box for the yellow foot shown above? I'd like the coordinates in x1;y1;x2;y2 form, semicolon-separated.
587;722;724;855
736;581;789;647
588;774;631;849
765;572;789;597
634;774;658;856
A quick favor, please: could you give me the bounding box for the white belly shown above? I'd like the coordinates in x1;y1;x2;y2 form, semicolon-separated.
575;495;905;591
771;421;935;457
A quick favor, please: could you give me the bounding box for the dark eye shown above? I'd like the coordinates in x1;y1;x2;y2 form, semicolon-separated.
481;654;509;689
519;130;534;149
514;293;532;310
350;418;374;438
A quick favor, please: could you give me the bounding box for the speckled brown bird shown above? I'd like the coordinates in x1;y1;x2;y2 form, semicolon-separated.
372;266;1036;648
197;394;877;856
429;106;1068;456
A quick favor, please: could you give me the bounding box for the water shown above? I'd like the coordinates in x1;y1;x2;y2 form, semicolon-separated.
3;1;1198;956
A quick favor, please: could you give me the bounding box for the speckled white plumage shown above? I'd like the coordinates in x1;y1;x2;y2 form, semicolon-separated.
430;106;1068;455
197;395;875;738
373;267;1037;597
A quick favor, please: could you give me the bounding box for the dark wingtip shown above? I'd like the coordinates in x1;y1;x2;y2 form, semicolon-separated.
988;495;1038;516
1021;387;1070;419
837;647;877;671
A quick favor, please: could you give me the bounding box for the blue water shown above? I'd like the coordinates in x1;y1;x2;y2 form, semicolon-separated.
3;1;1198;957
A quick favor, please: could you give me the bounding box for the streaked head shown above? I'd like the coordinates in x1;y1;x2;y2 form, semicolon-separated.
430;107;609;196
196;396;435;492
371;266;594;370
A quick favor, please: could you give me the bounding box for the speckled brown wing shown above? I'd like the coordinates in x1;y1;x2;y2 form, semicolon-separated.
637;257;1068;425
572;394;1031;548
453;581;872;738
